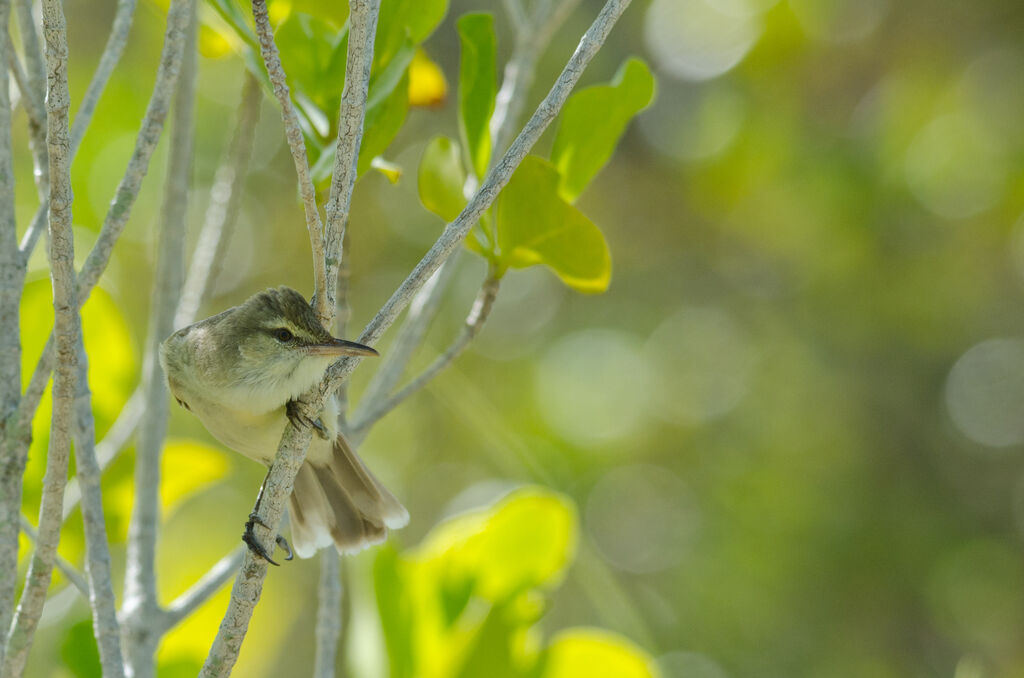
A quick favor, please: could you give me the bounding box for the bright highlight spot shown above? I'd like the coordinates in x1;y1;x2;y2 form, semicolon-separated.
789;0;888;44
945;338;1024;448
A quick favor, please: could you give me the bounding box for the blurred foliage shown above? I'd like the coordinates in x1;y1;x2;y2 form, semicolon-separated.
6;0;1024;676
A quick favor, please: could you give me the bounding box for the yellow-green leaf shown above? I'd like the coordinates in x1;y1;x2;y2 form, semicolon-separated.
543;629;661;678
160;440;231;516
551;58;656;202
497;156;612;293
418;136;467;222
456;13;496;179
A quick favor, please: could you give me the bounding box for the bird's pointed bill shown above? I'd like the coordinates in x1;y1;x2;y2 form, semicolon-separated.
306;338;379;357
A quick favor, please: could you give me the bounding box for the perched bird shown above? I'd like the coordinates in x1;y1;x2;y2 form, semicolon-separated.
159;286;408;563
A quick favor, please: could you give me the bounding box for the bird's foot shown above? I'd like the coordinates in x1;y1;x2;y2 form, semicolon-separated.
286;398;328;439
242;512;293;566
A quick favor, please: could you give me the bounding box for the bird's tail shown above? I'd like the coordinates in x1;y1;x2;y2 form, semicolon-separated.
288;434;408;558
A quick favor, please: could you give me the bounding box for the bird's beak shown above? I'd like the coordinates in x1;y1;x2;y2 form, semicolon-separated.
306;338;379;357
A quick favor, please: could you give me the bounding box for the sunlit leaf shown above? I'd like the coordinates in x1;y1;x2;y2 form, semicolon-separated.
496;156;611;293
160;440;231;516
375;0;449;71
371;156;404;183
274;12;349;115
416;487;578;601
375;547;416;678
409;48;448;108
418;136;467;222
550;58;656;202
456;13;496;179
542;629;660;678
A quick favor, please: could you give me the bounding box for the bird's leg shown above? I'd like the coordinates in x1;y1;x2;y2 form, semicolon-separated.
286;397;329;439
242;467;294;566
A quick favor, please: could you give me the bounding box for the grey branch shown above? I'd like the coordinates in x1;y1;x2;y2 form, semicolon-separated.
121;7;195;677
5;34;43;132
251;0;329;323
19;0;138;263
160;547;245;631
71;339;125;678
320;0;633;400
17;517;88;597
312;549;342;678
3;0;77;674
11;0;194;467
0;0;22;654
352;276;499;438
175;72;261;329
320;0;379;322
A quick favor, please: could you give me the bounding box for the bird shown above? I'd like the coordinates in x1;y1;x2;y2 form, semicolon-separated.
159;286;408;564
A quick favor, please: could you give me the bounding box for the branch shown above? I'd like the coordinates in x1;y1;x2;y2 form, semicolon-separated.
13;0;48;204
312;550;342;678
11;0;194;462
320;0;379;322
160;547;245;631
175;71;261;329
70;338;125;678
69;0;137;156
3;0;77;673
4;33;43;131
0;0;23;651
17;517;87;597
250;0;328;323
122;6;195;676
353;253;461;435
18;0;138;263
320;0;633;398
351;276;499;439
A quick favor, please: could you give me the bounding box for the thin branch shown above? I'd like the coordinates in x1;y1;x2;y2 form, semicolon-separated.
351;276;499;439
61;387;144;521
160;547;245;631
312;550;342;678
17;518;88;597
122;6;195;676
175;71;261;330
334;228;353;424
69;0;137;156
18;0;138;264
4;32;43;130
3;0;76;673
70;338;125;678
13;0;47;203
320;0;633;399
11;0;195;459
250;0;328;323
0;0;23;655
320;0;379;322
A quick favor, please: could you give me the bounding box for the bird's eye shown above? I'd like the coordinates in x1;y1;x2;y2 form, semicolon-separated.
272;328;294;342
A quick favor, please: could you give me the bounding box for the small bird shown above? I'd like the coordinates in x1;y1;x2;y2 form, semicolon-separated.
159;286;408;563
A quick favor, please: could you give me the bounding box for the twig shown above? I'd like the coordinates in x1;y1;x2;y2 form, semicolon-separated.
70;338;125;678
351;276;499;438
4;33;43;131
175;71;260;329
10;0;195;465
3;0;77;673
17;517;88;597
320;0;633;399
312;550;342;678
352;253;461;438
18;0;138;263
250;0;328;323
122;6;195;676
320;0;379;322
0;0;24;654
69;0;137;156
160;547;245;631
13;0;48;205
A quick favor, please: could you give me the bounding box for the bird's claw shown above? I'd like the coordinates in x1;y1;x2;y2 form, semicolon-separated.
243;512;292;566
286;398;328;439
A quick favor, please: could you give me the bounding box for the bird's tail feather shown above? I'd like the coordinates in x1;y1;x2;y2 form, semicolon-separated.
288;435;408;558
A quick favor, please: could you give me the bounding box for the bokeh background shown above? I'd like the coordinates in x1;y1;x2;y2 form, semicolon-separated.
10;0;1024;676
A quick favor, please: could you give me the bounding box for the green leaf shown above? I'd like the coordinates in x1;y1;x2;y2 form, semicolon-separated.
274;12;349;118
160;440;231;516
551;58;656;202
497;156;612;293
375;0;449;71
541;629;660;678
456;13;497;179
374;547;416;678
359;70;410;175
418;136;467;222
